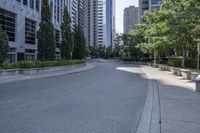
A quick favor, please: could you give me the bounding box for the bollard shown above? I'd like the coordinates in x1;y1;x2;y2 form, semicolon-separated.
195;75;200;92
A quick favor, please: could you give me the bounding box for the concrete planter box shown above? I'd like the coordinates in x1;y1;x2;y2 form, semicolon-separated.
190;72;200;81
0;64;86;77
0;69;21;77
159;65;166;71
148;63;154;66
176;69;182;76
169;67;178;74
180;69;191;79
158;64;169;71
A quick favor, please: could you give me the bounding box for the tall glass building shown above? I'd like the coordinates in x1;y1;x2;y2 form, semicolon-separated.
106;0;115;48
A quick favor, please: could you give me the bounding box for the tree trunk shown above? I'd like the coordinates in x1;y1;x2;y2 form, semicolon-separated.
167;51;170;65
154;51;157;67
182;45;186;68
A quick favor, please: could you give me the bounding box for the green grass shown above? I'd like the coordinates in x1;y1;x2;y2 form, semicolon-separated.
0;60;85;69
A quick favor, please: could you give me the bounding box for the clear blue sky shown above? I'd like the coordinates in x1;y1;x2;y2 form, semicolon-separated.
116;0;139;33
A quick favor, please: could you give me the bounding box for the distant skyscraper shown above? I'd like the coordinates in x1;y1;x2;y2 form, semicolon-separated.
71;0;78;29
150;0;162;11
97;0;106;47
123;6;139;33
139;0;162;23
78;0;85;29
84;0;98;47
106;0;116;48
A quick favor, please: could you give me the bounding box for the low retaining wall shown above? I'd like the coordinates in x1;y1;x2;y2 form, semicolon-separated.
158;64;200;81
0;63;86;77
122;61;200;81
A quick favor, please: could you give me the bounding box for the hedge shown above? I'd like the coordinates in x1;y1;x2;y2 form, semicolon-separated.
0;60;85;69
168;58;182;67
168;58;197;68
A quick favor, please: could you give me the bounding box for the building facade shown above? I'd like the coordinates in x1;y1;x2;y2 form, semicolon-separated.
97;0;106;47
139;0;162;23
0;0;116;62
0;0;80;63
106;0;115;48
123;6;139;33
84;0;98;47
150;0;162;11
0;0;41;63
78;0;84;28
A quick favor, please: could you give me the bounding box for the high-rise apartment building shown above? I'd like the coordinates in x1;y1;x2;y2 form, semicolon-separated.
84;0;98;47
123;6;139;33
150;0;162;11
78;0;85;28
71;0;78;30
83;0;116;48
139;0;162;23
0;0;80;62
97;0;106;47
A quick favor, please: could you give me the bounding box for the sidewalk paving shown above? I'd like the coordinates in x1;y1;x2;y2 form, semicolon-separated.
0;63;96;84
140;66;200;133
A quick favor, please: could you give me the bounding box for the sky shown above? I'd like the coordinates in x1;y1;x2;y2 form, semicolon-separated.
115;0;139;33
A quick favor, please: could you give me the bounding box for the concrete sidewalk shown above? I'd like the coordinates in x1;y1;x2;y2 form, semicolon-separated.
139;66;200;133
0;63;96;84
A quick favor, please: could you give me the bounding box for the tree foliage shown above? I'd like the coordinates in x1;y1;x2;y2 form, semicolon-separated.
0;25;9;64
73;24;86;59
121;0;200;67
37;0;56;60
61;6;74;59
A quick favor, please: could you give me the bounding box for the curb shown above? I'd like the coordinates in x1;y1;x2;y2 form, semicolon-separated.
0;63;87;77
136;67;161;133
0;63;96;84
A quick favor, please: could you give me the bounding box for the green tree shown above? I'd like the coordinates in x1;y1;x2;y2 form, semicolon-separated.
0;25;9;64
89;46;100;58
61;6;74;59
106;46;113;58
114;35;122;57
164;0;195;67
37;0;56;60
73;24;86;59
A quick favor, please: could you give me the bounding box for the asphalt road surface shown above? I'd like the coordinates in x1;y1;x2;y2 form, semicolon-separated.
0;62;148;133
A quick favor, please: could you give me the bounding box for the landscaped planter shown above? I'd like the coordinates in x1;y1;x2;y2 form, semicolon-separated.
169;67;178;74
176;69;182;76
190;72;200;81
180;69;191;79
0;69;21;77
0;63;86;77
159;64;166;71
148;63;154;66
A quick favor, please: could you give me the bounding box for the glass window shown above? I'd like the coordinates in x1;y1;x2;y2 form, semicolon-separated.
23;0;28;5
0;8;16;42
55;29;60;48
30;0;34;9
36;0;40;11
25;18;36;44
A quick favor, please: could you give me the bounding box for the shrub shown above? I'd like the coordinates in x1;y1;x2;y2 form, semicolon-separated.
185;58;197;69
168;57;197;68
0;60;85;69
168;58;182;67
